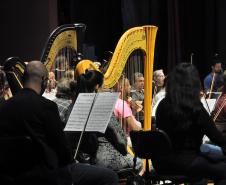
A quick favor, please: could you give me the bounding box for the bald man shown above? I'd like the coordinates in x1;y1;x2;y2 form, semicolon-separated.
0;61;118;185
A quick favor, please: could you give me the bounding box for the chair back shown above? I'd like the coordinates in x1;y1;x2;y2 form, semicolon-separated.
0;136;38;176
130;129;172;159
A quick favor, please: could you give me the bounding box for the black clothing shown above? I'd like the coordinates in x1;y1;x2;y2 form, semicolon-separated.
154;98;226;184
0;88;118;185
0;88;72;167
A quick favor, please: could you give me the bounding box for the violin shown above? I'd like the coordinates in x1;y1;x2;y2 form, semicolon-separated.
127;96;143;113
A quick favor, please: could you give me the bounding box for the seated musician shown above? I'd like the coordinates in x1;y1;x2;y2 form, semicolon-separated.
212;70;226;137
42;71;57;100
204;58;224;94
131;72;144;126
0;61;118;185
53;77;74;125
72;69;143;173
153;69;165;96
155;63;226;184
114;76;142;137
0;69;6;103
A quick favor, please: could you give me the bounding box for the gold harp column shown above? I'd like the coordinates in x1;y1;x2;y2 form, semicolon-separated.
143;26;158;131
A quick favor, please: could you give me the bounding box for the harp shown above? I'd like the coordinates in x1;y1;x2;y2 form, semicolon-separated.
41;23;86;81
103;26;158;130
4;23;86;95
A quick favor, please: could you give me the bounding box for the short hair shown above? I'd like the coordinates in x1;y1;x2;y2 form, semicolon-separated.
134;72;143;81
56;78;73;99
212;59;222;66
0;70;5;91
153;69;164;80
23;61;48;85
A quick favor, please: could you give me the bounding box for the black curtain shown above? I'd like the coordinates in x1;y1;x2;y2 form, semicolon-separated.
58;0;122;61
58;0;226;80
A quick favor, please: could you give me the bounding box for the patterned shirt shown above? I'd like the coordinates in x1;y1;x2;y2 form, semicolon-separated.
53;97;72;124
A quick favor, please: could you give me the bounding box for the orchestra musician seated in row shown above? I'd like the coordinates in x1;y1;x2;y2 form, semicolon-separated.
153;69;165;96
53;77;74;125
113;76;142;137
71;69;143;173
42;71;57;100
0;69;6;104
0;61;118;185
155;63;226;185
0;69;12;101
131;72;144;126
64;69;75;81
204;58;224;94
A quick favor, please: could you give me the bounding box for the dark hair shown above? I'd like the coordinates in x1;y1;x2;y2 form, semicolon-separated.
75;70;103;99
0;70;5;96
222;71;226;93
165;63;201;129
55;78;74;99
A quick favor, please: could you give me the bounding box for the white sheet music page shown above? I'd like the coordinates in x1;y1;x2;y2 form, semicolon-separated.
64;93;95;131
86;92;119;133
64;92;119;133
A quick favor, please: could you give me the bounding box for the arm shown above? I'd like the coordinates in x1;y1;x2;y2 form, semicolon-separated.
125;116;142;131
199;107;226;148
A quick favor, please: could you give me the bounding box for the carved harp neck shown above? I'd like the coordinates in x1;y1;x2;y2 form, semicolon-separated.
103;25;158;130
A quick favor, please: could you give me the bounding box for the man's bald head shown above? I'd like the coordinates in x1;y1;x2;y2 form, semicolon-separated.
23;61;48;94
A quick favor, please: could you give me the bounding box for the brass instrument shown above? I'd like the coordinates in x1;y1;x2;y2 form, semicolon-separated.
4;57;26;95
102;26;158;130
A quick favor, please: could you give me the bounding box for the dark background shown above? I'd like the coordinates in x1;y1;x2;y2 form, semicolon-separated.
1;0;226;81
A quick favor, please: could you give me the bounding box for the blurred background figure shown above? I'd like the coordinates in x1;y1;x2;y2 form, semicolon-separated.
131;72;144;126
153;69;165;96
204;58;224;95
42;71;57;100
64;69;75;80
53;77;74;125
0;69;5;103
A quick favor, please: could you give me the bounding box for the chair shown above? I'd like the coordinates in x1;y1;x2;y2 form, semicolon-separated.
130;129;191;185
0;135;38;184
116;168;135;185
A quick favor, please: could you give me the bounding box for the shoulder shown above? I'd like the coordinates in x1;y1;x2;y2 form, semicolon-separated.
41;96;59;110
204;73;212;81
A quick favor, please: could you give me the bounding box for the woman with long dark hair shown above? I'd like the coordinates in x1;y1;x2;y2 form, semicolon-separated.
75;70;104;97
70;69;142;172
155;63;226;184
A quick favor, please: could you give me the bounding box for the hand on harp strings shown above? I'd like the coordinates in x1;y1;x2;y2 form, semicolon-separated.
127;96;144;113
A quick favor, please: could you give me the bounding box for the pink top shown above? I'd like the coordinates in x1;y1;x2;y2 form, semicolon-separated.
114;99;132;119
114;99;141;134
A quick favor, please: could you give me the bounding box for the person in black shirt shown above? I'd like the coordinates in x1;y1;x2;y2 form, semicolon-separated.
155;63;226;185
0;61;118;185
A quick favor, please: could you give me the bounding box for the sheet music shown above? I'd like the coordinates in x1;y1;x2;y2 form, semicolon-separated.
64;92;119;133
64;93;95;131
86;92;119;133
